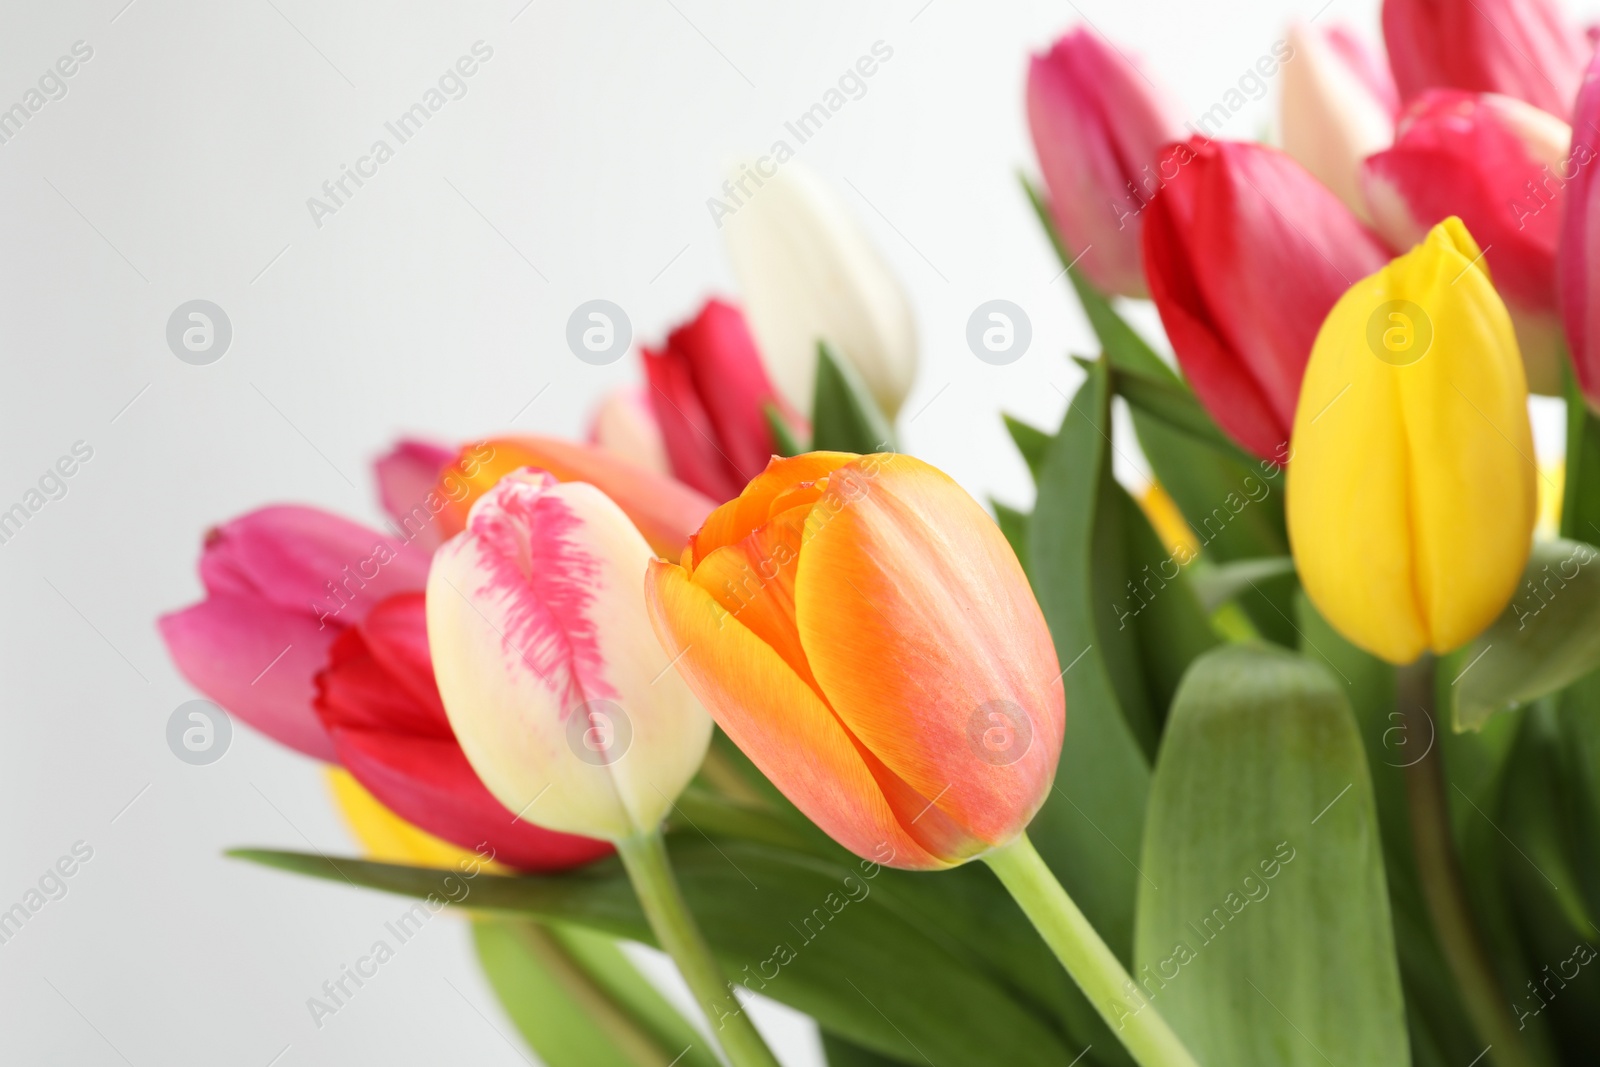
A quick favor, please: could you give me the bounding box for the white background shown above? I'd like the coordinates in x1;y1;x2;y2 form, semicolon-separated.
0;0;1582;1064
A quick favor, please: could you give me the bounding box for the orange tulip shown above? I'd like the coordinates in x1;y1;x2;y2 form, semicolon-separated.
437;435;715;558
644;452;1064;870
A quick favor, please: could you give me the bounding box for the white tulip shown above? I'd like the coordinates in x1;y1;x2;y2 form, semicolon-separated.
1280;23;1396;223
722;162;918;418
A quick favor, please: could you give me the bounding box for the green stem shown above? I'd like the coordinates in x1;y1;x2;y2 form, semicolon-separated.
615;829;781;1067
984;833;1199;1067
1397;657;1537;1067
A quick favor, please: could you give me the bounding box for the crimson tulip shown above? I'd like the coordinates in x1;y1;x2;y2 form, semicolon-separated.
1142;138;1391;461
642;299;799;502
1382;0;1589;118
1362;89;1574;392
1561;50;1600;407
1027;28;1187;297
315;592;612;870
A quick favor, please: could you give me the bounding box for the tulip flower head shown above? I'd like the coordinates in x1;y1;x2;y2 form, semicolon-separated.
1382;0;1589;118
1027;28;1187;297
1143;138;1392;461
722;164;918;419
645;452;1064;870
1558;49;1600;408
1280;23;1399;222
426;469;713;842
1288;218;1536;665
1362;90;1574;392
587;386;671;477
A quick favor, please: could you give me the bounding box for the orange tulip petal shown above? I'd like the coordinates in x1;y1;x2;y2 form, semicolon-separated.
446;435;715;558
689;452;856;566
795;455;1064;846
645;558;949;870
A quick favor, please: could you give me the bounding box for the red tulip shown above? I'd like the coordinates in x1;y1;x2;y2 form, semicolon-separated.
643;299;799;502
1559;51;1600;406
158;507;432;759
1142;138;1391;461
315;593;612;871
1382;0;1590;118
1362;90;1574;392
1027;28;1187;297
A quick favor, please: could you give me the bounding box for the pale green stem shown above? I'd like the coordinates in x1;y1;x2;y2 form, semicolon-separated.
615;829;781;1067
985;833;1200;1067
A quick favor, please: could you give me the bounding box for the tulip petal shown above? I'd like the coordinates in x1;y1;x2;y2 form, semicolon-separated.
645;558;948;870
792;455;1065;846
198;505;431;623
587;385;671;476
428;471;712;841
374;439;457;552
644;335;747;502
449;436;715;559
158;595;338;760
688;452;856;566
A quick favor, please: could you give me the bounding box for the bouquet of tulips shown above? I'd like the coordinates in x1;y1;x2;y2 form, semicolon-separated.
160;1;1600;1064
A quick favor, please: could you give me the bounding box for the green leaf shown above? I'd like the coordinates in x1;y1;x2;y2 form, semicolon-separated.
1443;538;1600;732
1027;358;1158;955
473;917;718;1067
1003;414;1052;481
764;402;807;457
1188;557;1296;614
231;838;1075;1067
1135;643;1410;1067
821;1032;907;1067
811;342;896;454
1562;363;1600;543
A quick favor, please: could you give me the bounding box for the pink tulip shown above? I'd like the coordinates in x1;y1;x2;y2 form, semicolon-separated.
1281;24;1399;221
1143;138;1392;461
586;385;670;476
1559;50;1600;406
642;299;799;502
1382;0;1590;118
1362;90;1574;392
1026;28;1187;296
158;507;432;759
373;439;457;552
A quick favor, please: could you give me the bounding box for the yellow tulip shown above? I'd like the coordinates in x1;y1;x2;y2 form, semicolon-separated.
1287;217;1536;665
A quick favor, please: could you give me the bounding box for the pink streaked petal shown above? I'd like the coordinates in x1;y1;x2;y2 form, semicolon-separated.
158;596;337;761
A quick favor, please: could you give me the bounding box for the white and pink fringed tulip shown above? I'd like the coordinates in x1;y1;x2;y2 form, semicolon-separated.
424;468;712;843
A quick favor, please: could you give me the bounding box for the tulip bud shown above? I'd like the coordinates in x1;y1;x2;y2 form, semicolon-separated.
1382;0;1589;118
642;299;802;502
426;469;713;842
1143;138;1391;461
1558;51;1600;407
644;453;1064;870
374;439;458;552
1026;28;1187;297
587;386;670;477
1288;218;1536;665
1280;23;1398;222
721;163;918;419
1362;90;1573;393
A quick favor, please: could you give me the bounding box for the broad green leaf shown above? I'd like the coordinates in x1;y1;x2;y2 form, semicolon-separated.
232;838;1074;1067
1135;643;1409;1067
1295;597;1491;1066
1187;557;1295;616
1558;672;1600;932
764;402;806;457
822;1033;906;1067
810;342;896;454
1028;358;1157;954
1444;538;1600;731
1003;413;1052;480
473;917;717;1067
